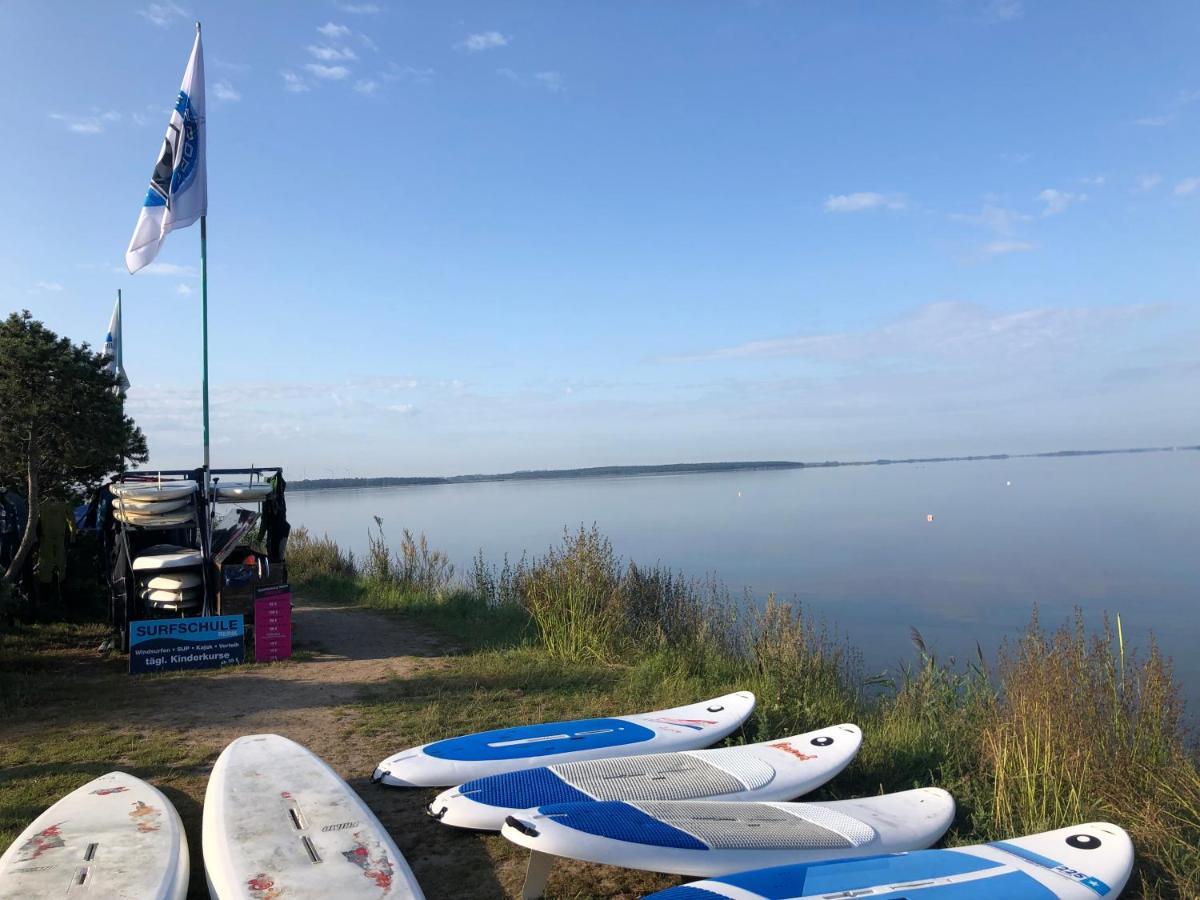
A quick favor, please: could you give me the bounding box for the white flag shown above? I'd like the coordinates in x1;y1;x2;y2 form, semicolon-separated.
103;297;130;392
125;27;206;274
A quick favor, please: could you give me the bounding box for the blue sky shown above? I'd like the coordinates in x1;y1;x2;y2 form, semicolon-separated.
1;1;1198;477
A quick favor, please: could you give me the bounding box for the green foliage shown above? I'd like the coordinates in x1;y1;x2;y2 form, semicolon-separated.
295;524;1200;896
0;311;147;582
0;311;147;493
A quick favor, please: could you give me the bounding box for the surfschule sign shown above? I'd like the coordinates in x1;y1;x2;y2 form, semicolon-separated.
129;616;244;674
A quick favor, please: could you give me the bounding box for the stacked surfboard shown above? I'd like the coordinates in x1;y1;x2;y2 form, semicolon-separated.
212;482;274;504
111;480;198;530
131;545;205;613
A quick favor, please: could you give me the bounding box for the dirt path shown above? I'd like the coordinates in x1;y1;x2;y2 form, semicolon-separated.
129;599;449;749
3;599;672;898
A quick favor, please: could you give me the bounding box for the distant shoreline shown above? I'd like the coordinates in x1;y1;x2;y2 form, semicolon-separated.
289;444;1198;492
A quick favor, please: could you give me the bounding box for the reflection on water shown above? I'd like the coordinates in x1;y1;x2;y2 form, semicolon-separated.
289;452;1200;693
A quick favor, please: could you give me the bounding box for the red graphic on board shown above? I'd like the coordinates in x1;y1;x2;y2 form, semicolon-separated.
769;742;818;761
17;823;65;861
91;786;130;796
342;834;395;891
247;874;283;899
129;800;162;832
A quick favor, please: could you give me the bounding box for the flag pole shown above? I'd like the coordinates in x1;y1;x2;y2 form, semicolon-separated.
200;213;210;483
115;288;123;379
197;20;210;490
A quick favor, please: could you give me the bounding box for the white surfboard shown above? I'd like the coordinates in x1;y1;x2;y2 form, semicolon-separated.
639;822;1134;900
144;572;203;591
0;771;188;900
132;549;204;572
110;481;198;501
429;723;862;831
203;734;425;900
116;508;196;528
373;691;757;788
213;483;273;502
502;788;955;898
141;587;203;605
114;496;192;514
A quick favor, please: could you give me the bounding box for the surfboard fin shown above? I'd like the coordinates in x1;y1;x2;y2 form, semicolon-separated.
521;849;555;900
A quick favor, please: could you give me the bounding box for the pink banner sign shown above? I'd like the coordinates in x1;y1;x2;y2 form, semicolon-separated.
254;584;292;662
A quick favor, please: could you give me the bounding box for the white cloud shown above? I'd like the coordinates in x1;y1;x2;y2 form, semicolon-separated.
382;63;434;84
1079;175;1105;186
281;70;310;93
457;31;509;52
497;68;566;92
305;63;351;80
386;404;416;414
334;1;381;12
32;281;64;292
137;2;188;27
317;22;352;38
307;44;358;61
984;0;1023;22
176;283;194;296
1134;88;1200;127
672;300;1156;363
354;79;379;95
532;71;565;92
213;80;241;101
824;192;906;213
49;110;122;134
1037;188;1086;217
950;203;1030;235
1135;173;1163;192
982;239;1036;255
1175;177;1200;196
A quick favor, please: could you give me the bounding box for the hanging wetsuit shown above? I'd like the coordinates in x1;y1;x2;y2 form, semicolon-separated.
37;500;75;584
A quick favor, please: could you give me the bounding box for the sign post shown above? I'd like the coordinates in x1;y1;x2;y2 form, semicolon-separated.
129;615;244;674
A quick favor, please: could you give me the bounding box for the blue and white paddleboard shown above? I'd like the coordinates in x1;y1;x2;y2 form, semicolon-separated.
502;788;955;897
373;691;756;788
429;723;861;831
640;822;1134;900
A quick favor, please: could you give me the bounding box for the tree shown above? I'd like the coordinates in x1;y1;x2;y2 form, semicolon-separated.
0;311;148;585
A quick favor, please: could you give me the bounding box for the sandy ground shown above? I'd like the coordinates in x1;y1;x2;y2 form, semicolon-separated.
5;599;674;898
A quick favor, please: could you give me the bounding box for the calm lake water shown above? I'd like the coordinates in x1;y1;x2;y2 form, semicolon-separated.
289;452;1200;696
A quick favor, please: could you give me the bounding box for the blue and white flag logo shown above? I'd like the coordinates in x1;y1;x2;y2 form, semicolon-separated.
125;27;206;274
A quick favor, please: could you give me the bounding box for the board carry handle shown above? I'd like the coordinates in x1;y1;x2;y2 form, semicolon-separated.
489;727;617;748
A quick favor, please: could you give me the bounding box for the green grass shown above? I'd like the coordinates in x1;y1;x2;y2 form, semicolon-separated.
0;619;119;709
294;524;1200;899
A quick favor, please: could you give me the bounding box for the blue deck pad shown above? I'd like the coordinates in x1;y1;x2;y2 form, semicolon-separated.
646;851;1058;900
538;800;707;850
459;767;592;808
646;888;724;900
424;717;655;761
